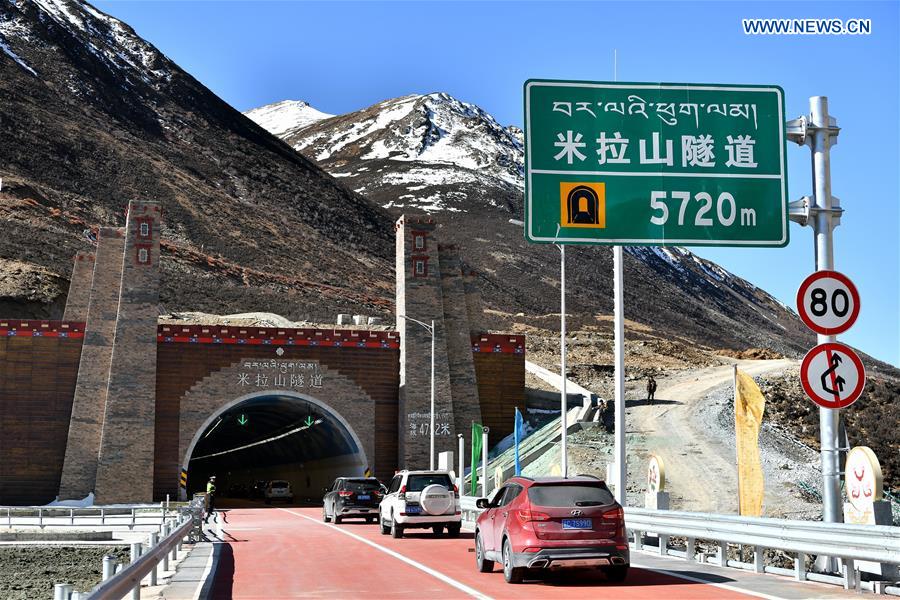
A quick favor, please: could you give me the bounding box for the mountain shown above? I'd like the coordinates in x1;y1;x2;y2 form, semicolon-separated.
0;0;395;322
243;100;333;139
246;93;816;354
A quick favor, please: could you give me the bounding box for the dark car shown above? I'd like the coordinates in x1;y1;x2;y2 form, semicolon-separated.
323;477;384;524
474;476;629;584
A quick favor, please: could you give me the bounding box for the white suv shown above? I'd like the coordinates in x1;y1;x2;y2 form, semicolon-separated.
379;470;461;538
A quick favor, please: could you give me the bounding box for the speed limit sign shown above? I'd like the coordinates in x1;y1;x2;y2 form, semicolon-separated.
796;271;860;335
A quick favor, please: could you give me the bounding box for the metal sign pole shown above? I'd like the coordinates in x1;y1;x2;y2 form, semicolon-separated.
560;242;568;478
613;245;626;504
809;96;842;525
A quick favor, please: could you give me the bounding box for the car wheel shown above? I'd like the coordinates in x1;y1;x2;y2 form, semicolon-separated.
367;516;377;524
322;508;331;523
431;524;443;536
604;565;629;583
334;515;343;524
447;523;461;538
502;538;525;584
379;512;390;535
265;498;271;505
475;531;494;573
390;514;403;539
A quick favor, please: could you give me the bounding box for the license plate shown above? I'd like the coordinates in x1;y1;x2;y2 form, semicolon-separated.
562;518;592;529
405;505;420;514
358;495;370;500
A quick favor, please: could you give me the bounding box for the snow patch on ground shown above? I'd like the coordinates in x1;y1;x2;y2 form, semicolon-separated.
0;37;36;75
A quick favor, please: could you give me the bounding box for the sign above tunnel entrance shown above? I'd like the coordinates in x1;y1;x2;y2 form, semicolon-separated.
524;80;789;247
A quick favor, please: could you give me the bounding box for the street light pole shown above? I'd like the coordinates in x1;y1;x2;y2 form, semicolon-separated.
398;314;436;470
430;318;435;470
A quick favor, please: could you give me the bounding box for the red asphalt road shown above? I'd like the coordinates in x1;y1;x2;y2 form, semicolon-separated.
208;506;755;599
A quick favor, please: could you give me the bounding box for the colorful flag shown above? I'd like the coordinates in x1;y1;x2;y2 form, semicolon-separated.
735;368;766;516
470;422;483;496
514;408;524;476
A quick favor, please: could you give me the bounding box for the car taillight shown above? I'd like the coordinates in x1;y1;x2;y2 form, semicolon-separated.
602;507;624;520
516;509;550;523
452;484;459;498
603;506;626;539
398;485;406;500
338;490;353;497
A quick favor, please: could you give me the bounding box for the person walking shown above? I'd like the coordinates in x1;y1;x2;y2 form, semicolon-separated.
646;376;657;405
205;475;217;524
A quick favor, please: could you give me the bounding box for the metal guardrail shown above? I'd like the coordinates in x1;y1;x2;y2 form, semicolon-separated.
83;515;193;600
626;507;900;564
48;500;204;600
3;506;169;530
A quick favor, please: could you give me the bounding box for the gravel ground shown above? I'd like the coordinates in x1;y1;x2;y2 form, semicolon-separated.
695;381;822;519
0;545;130;599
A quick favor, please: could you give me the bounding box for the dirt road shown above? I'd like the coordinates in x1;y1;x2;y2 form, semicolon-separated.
628;359;797;513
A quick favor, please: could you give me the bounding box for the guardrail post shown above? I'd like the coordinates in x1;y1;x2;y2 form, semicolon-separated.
718;541;728;567
632;530;641;551
69;508;74;526
794;552;807;581
6;507;10;528
130;542;142;600
843;558;855;590
148;532;159;586
659;534;668;556
38;507;43;529
753;546;764;573
161;523;170;572
130;508;136;530
102;555;116;581
686;537;695;562
53;583;73;600
100;508;105;525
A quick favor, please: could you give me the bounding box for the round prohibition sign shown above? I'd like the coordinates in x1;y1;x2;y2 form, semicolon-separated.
800;342;867;409
796;270;860;336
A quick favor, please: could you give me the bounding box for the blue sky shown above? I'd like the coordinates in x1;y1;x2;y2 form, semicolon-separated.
94;1;900;366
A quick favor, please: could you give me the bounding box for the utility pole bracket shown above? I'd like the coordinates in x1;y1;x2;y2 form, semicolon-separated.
789;196;843;228
786;115;840;147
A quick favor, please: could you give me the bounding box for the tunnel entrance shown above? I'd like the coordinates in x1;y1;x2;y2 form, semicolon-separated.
183;393;367;504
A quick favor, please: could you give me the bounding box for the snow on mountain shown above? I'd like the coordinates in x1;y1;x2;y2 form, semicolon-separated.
245;92;524;214
1;0;174;90
244;100;334;139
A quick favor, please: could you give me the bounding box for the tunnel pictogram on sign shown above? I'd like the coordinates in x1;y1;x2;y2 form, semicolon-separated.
800;342;866;409
560;182;606;228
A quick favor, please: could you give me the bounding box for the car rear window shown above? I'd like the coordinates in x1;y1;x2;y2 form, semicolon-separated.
345;479;380;492
406;474;453;492
270;481;289;488
527;484;614;507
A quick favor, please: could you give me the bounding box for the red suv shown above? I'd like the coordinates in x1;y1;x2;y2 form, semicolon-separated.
474;476;629;584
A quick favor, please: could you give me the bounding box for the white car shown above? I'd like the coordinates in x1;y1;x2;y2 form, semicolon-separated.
264;480;293;504
378;470;461;538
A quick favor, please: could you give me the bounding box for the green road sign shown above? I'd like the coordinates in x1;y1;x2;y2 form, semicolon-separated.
524;80;789;247
237;414;248;426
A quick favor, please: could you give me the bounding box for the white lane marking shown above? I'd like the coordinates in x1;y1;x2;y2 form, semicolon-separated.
280;509;493;600
192;542;217;600
632;557;788;600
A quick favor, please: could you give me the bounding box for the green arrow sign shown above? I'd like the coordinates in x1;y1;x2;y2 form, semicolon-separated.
524;80;789;247
304;416;314;427
237;414;248;426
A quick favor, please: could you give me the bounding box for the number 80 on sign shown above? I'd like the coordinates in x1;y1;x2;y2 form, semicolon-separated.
796;270;860;336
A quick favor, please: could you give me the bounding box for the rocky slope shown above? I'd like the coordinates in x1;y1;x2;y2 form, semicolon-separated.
247;95;815;354
0;0;395;322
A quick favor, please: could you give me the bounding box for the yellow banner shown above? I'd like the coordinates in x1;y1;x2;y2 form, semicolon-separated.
735;368;765;516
